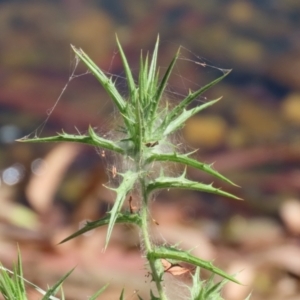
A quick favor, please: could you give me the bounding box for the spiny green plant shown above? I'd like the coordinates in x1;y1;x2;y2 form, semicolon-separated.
18;35;242;299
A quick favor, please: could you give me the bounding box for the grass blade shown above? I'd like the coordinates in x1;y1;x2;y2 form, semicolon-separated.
41;268;74;300
88;283;109;300
119;289;125;300
16;250;26;299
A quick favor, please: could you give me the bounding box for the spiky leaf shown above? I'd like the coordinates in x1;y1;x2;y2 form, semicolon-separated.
105;171;139;248
148;246;240;284
167;71;230;124
147;36;160;95
190;267;202;299
145;152;237;186
138;51;146;106
150;49;180;121
17;127;124;155
191;270;227;300
116;36;136;101
59;213;141;244
146;175;241;200
71;45;127;114
163;98;221;136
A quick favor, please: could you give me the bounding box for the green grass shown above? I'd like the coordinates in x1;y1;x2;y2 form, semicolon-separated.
0;250;109;300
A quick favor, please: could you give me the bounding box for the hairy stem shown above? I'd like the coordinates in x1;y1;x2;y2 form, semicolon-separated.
140;178;168;300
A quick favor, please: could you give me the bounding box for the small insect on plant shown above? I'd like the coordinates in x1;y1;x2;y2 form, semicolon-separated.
18;35;244;299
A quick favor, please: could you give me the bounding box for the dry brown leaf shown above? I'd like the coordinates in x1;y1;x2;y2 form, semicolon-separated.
26;143;81;213
161;259;192;276
280;199;300;235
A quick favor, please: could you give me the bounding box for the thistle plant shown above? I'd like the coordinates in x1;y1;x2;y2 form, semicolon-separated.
19;36;241;299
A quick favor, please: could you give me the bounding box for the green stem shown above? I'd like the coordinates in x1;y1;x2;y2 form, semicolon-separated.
140;179;168;300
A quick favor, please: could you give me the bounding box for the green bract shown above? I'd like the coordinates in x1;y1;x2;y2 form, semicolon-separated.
18;35;242;300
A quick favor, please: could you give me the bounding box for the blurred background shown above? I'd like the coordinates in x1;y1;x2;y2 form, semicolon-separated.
1;0;300;299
